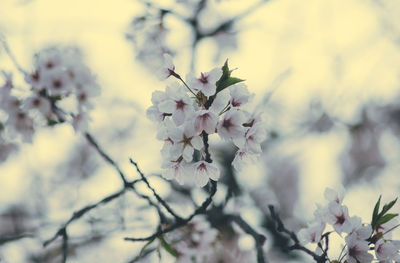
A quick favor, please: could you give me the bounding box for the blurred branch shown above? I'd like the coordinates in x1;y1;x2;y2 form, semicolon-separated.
268;206;328;263
125;133;218;242
130;158;184;221
0;232;35;245
0;32;28;76
85;132;128;185
228;214;267;263
43;187;130;248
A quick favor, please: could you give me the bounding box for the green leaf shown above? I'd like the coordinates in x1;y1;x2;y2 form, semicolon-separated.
216;77;245;92
158;236;178;258
372;195;381;228
215;59;245;93
377;213;399;227
138;237;156;258
379;198;398;217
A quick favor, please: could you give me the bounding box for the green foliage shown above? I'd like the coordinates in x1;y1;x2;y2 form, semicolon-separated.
158;236;179;258
371;196;398;231
216;59;244;93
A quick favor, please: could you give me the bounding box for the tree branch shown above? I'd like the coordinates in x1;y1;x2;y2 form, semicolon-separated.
268;206;327;263
130;158;184;221
228;214;267;263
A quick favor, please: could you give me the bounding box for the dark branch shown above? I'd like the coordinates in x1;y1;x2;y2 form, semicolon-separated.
130;158;184;221
228;214;267;263
268;206;328;263
43;187;128;247
85;132;128;185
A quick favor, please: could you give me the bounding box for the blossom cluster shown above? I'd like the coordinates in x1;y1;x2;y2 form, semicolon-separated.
146;55;266;187
165;215;218;262
26;46;100;132
298;188;400;263
0;46;99;163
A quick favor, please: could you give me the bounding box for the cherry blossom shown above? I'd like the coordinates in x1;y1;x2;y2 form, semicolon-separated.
187;68;222;97
217;109;246;140
193;160;220;187
345;233;374;263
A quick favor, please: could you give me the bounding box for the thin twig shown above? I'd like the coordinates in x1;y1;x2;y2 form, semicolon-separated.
269;206;328;263
43;187;128;247
228;214;267;263
85;132;128;185
130;158;183;221
0;32;28;76
125;133;218;242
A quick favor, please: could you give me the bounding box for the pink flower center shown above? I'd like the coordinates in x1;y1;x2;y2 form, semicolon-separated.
199;73;208;84
175;99;186;110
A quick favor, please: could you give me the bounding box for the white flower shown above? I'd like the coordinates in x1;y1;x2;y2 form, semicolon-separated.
229;83;252;107
348;216;372;240
232;150;258;171
376;218;398;239
233;124;266;154
158;53;176;79
23;95;52;117
72;112;90;132
325;202;352;234
210;88;230;114
298;221;326;244
7;111;35;142
162;160;186;185
169;124;203;162
324;187;344;204
158;84;194;126
193;161;220;187
194;110;218;134
43;68;73;96
217;109;245;140
187;68;222;97
375;239;400;262
34;47;63;72
345;233;373;263
147;90;169;122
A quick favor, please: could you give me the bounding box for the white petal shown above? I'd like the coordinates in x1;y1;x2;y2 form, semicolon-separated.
191;136;203;150
158;100;175;113
195;171;209;187
207;163;220;181
182;146;194;162
173;109;185;126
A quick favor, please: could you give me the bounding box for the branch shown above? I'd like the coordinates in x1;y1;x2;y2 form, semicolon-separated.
125;133;218;242
130;158;183;221
0;32;28;76
85;132;128;185
268;206;327;263
228;214;267;263
0;232;35;245
43;187;128;248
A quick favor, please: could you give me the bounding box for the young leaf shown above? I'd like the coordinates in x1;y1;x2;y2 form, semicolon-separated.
379;198;398;217
215;60;245;93
138;237;156;258
372;195;381;229
217;77;245;92
158;236;178;258
376;213;399;227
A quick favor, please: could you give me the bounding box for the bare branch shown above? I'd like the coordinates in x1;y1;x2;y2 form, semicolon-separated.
268;206;328;263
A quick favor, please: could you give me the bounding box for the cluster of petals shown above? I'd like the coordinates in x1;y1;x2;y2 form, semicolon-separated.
25;46;100;132
166;215;218;263
146;55;266;187
0;47;100;162
298;187;400;263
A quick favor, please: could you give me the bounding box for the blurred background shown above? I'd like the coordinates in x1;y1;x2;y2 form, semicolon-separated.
1;0;400;262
